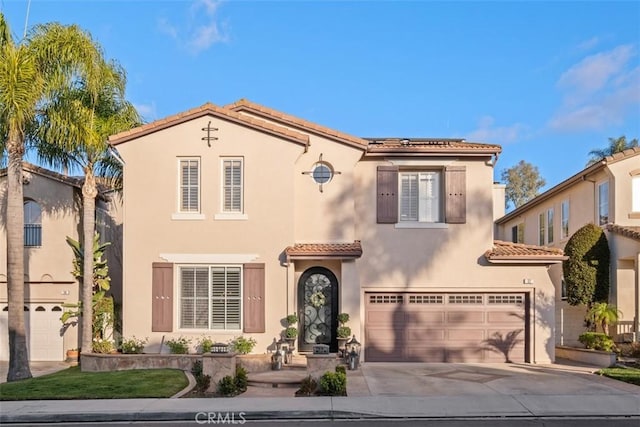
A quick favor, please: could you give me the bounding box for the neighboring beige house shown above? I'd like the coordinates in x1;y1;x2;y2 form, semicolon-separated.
495;148;640;346
0;163;122;361
109;99;566;363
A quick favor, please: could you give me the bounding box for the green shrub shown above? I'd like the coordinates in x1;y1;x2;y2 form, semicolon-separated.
335;365;346;375
563;224;610;306
217;375;238;396
197;336;214;353
166;336;191;354
229;336;256;355
286;314;298;325
319;371;347;396
191;360;211;393
297;375;318;396
285;326;298;338
235;366;248;392
337;326;351;338
579;332;615;352
121;336;147;354
337;313;350;325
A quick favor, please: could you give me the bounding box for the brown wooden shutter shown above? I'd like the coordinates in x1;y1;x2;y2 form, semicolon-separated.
445;166;466;224
152;262;173;332
243;263;265;333
377;165;399;223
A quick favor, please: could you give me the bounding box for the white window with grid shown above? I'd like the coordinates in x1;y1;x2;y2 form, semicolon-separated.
538;212;545;245
547;208;554;244
561;200;569;239
179;265;242;330
179;158;200;213
399;171;441;223
222;158;243;213
598;181;609;225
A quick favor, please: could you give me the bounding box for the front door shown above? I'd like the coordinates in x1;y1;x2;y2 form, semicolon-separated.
298;267;339;352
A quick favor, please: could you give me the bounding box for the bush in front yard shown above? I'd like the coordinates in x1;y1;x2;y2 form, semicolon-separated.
578;332;615;352
318;370;346;396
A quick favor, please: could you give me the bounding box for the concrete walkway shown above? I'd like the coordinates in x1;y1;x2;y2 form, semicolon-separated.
1;360;639;423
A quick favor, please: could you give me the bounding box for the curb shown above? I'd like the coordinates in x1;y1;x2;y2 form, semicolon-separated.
170;370;196;399
2;411;639;424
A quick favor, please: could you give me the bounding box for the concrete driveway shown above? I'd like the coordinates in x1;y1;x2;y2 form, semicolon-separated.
347;361;639;397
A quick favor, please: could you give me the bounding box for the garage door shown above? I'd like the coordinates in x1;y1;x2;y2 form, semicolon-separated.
0;304;65;361
365;293;527;363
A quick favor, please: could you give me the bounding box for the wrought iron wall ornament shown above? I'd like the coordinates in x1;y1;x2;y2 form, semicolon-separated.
301;153;342;193
201;120;219;147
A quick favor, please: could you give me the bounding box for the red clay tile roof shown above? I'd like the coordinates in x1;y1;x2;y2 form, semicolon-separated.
285;241;363;259
607;224;640;241
1;162;82;188
108;102;309;146
485;241;567;263
225;99;369;150
366;138;501;156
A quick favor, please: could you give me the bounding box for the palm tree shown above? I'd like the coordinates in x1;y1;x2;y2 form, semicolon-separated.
586;302;622;336
0;13;105;381
36;61;141;355
587;136;639;166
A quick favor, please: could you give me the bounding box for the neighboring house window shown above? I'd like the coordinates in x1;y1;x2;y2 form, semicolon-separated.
547;208;554;244
179;158;200;213
179;265;241;330
538;212;545;245
24;200;42;247
96;207;108;243
598;181;609;225
561;277;567;300
222;158;243;213
399;171;441;223
561;200;569;239
511;223;525;244
632;176;640;213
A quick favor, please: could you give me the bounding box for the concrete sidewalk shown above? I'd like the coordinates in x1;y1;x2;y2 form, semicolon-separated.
1;393;639;424
1;360;639;423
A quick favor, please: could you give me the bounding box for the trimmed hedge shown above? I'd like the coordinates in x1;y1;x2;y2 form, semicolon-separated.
578;332;615;352
563;223;610;306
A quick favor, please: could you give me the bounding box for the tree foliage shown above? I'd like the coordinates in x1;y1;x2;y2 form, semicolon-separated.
501;160;546;210
563;224;610;306
587;135;638;166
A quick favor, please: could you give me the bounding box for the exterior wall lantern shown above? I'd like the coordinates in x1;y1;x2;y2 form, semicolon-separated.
346;335;361;370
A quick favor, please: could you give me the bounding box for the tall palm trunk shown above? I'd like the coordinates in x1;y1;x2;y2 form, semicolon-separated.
80;169;98;354
5;130;32;381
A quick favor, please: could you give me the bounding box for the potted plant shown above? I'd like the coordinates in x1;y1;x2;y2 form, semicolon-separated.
284;313;298;346
66;348;79;365
337;313;351;355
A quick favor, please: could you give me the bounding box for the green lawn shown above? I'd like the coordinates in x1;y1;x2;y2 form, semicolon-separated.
597;367;640;386
0;366;189;400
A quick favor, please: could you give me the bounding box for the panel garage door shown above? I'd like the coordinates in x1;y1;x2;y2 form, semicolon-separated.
365;293;527;363
0;304;65;361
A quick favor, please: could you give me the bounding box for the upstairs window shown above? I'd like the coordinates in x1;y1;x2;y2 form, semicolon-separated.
399;171;441;223
561;200;570;239
179;158;200;213
632;176;640;213
598;181;609;225
538;212;545;245
511;223;524;243
547;208;554;244
24;200;42;247
222;158;243;213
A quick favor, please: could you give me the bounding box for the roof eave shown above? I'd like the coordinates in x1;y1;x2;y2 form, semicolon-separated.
285;253;363;260
108;107;309;147
365;149;500;157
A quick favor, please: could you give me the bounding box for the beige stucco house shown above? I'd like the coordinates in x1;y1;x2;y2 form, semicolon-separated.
0;163;122;361
109;99;566;363
495;147;640;346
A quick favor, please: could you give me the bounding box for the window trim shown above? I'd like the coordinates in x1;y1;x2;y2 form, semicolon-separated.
597;180;609;225
177;264;243;332
547;208;554;244
176;157;201;215
398;169;443;225
24;199;42;247
538;212;545;245
631;175;640;215
561;200;569;240
220;157;244;215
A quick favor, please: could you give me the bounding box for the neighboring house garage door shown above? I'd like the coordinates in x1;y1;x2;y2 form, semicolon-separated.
365;293;527;363
0;304;65;361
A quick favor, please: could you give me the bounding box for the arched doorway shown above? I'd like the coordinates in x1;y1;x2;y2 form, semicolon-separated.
297;267;339;352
